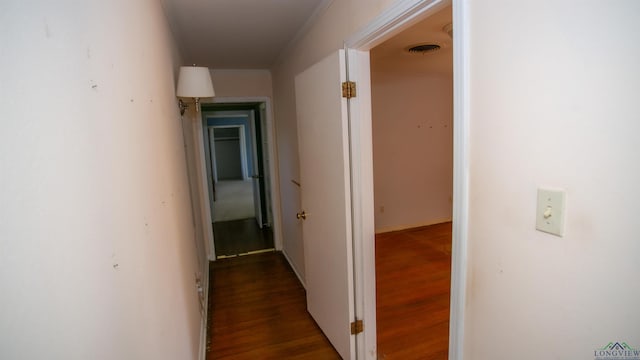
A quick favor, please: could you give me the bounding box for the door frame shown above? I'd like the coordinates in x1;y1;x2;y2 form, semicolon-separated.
195;97;283;260
344;0;468;358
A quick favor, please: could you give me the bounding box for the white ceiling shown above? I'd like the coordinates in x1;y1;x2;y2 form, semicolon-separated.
371;5;452;75
161;0;327;69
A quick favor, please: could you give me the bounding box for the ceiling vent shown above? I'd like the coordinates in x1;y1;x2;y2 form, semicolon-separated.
407;44;441;54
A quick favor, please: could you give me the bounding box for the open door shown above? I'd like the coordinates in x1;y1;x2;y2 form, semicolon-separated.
249;111;264;228
207;127;217;204
295;50;356;360
259;103;273;226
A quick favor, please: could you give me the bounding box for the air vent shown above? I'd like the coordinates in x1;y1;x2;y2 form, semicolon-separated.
407;44;441;54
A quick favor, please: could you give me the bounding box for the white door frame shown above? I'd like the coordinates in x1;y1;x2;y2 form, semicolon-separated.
194;97;284;260
344;0;469;359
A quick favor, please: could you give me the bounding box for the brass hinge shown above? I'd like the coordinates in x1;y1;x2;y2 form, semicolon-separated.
342;81;356;99
350;319;363;335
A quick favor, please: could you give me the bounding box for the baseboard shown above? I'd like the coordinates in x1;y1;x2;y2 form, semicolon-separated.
198;264;210;360
282;250;306;289
375;218;452;234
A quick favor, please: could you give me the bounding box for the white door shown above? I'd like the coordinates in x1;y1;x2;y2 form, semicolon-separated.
259;104;272;226
249;111;263;228
295;50;356;360
207;127;218;216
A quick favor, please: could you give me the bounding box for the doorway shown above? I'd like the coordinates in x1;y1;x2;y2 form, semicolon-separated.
369;7;453;358
336;0;469;357
368;5;453;358
201;103;275;259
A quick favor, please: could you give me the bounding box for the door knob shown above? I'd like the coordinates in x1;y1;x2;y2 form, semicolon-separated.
296;211;307;220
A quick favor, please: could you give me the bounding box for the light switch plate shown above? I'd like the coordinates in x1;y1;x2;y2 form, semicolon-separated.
536;189;566;236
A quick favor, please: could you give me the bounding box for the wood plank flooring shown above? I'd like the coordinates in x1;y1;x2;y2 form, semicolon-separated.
206;222;451;359
213;218;274;258
376;222;452;360
206;252;340;359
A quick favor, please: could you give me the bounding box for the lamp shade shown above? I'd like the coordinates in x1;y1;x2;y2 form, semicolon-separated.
176;66;215;98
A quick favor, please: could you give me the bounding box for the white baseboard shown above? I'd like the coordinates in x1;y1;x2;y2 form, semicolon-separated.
198;265;210;360
282;250;306;289
375;217;452;234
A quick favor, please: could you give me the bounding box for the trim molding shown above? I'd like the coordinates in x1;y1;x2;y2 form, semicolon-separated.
282;250;306;289
374;218;453;234
449;0;469;358
345;0;448;50
273;0;335;67
345;48;377;360
206;114;249;118
198;264;211;360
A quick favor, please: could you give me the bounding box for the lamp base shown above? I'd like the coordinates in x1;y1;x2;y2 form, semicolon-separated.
178;99;188;116
178;98;202;116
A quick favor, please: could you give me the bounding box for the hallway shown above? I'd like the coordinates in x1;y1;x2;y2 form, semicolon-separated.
206;252;340;359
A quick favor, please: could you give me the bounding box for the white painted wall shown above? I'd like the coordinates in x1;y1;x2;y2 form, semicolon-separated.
0;2;204;359
272;0;411;283
464;1;640;358
209;69;273;98
371;71;453;232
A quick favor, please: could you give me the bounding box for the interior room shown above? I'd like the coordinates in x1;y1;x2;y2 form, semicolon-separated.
2;1;640;360
370;5;453;358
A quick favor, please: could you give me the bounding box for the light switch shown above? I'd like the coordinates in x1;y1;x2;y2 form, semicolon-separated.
536;189;566;236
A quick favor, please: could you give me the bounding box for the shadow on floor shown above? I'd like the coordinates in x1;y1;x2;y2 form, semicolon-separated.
213;218;274;258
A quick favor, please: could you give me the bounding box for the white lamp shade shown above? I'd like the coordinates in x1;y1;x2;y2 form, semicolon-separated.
176;66;215;98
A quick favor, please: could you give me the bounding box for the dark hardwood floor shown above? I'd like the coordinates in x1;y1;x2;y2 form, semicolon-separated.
205;222;451;359
375;222;452;359
213;218;274;258
206;252;340;359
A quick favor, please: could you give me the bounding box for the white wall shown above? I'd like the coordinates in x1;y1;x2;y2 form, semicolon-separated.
0;2;204;359
464;1;640;358
272;0;407;283
209;69;273;98
371;71;453;232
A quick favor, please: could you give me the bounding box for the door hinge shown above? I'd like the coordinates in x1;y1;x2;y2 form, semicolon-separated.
342;81;356;99
350;319;363;335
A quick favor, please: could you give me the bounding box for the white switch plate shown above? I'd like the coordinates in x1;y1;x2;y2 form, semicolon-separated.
536;189;566;236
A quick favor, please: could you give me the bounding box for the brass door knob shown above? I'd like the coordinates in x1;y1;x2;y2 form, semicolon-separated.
296;211;307;220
